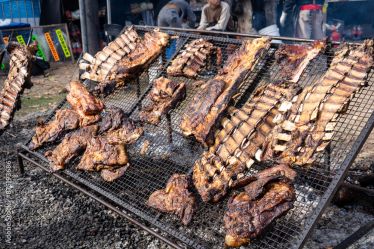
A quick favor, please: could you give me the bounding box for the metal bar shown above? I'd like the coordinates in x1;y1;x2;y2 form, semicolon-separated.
17;152;25;175
295;111;374;249
133;25;362;45
79;0;88;53
17;152;184;249
167;113;173;144
333;221;374;249
106;0;112;24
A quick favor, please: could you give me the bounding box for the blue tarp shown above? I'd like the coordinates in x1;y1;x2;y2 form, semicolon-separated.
0;0;41;19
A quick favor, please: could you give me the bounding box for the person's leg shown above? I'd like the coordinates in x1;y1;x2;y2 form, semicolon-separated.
296;10;312;39
264;0;278;26
311;10;324;39
237;0;254;33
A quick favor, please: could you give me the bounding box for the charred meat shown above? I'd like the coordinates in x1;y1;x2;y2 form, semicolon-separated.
45;125;99;171
167;39;215;78
224;181;295;247
139;77;186;125
29;109;82;150
147;174;195;225
181;37;271;146
66;81;104;116
98;107;127;134
80;27;169;93
264;40;374;165
193;83;299;202
0;42;37;130
275;40;326;83
101;165;129;182
77;136;129;172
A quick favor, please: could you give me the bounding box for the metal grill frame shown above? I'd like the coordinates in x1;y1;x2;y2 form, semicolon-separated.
16;26;374;249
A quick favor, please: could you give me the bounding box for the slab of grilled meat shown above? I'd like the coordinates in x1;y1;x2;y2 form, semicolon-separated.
80;27;169;94
0;42;37;130
45;125;99;171
193;83;299;202
66;81;104;116
147;174;196;225
275;40;326;83
167;39;215;78
105;116;144;144
180;38;271;146
224;180;295;247
77;136;129;172
264;40;374;165
98;107;127;134
29;109;82;150
139;77;186;125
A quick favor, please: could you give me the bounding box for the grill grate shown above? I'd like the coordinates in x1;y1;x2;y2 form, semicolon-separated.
19;26;374;249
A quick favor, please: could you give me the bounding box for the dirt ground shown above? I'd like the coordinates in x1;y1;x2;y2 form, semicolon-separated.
1;62;373;248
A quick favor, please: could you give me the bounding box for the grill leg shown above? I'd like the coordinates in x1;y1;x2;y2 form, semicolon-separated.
136;77;141;110
167;113;173;144
17;153;25;175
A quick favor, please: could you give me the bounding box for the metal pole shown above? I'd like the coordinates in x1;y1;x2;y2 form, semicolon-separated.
84;0;100;54
106;0;112;24
79;0;88;53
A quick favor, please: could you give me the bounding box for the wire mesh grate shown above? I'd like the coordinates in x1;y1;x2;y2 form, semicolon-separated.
21;26;374;249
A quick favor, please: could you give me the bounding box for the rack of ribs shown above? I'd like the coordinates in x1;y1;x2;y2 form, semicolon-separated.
139;77;186;125
275;40;326;83
180;37;271;146
0;42;37;130
147;174;196;225
167;39;216;78
80;27;169;94
193;83;299;202
224;178;295;247
29;81;104;150
45;125;99;171
264;40;374;165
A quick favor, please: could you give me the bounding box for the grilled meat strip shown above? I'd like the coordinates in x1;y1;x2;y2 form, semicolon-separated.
80;27;169;93
139;77;186;125
45;125;99;171
0;42;36;130
101;165;129;182
181;38;271;146
167;39;215;78
29;109;82;150
77;136;129;172
275;40;326;83
193;83;299;202
147;174;196;225
224;181;295;247
66;81;104;116
264;40;374;165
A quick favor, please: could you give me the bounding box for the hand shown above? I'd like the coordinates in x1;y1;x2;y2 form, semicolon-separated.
280;11;288;28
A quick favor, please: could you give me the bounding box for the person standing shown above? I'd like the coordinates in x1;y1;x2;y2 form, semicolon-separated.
280;0;325;39
197;0;233;31
157;0;197;28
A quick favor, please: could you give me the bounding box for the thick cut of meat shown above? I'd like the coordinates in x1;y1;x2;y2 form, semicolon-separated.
193;83;299;202
275;40;326;83
139;77;186;124
66;81;104;116
224;181;295;247
77;136;129;172
167;39;215;78
147;174;195;225
80;27;169;94
45;125;99;171
98;107;127;134
264;40;374;165
0;42;37;130
105;117;144;144
29;109;82;150
180;37;271;146
101;165;129;182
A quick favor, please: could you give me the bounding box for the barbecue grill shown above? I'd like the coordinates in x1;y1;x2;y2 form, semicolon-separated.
17;26;374;249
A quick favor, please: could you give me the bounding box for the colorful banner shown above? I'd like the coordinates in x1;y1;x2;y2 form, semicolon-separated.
16;35;26;46
44;32;60;62
55;29;71;58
